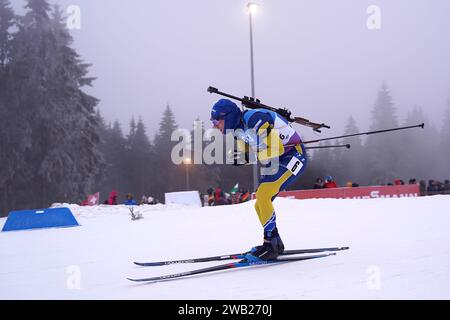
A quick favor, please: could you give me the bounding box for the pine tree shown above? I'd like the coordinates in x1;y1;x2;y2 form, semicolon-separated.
154;105;178;153
4;1;102;208
0;0;14;68
25;0;50;22
134;118;153;196
364;83;401;185
310;140;332;180
10;0;57;207
0;1;36;213
45;4;102;203
127;117;137;146
95;120;127;203
0;0;16;215
340;116;365;185
125;117;153;199
440;95;450;177
369;83;398;130
396;106;439;182
153;105;180;201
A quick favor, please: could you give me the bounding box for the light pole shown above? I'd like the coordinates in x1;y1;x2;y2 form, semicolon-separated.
185;158;191;190
247;2;259;193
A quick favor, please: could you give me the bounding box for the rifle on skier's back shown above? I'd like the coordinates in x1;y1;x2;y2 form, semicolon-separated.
208;86;330;133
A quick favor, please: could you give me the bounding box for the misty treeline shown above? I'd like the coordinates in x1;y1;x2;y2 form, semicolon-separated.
1;1;450;217
306;84;450;189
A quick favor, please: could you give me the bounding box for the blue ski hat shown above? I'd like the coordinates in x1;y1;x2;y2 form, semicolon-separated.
211;99;242;130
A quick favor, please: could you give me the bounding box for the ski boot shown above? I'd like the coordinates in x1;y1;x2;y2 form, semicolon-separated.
245;227;285;262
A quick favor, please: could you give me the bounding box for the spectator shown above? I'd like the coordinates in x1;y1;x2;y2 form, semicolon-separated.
419;180;427;194
436;180;445;192
345;181;360;188
103;190;118;205
427;180;437;193
394;179;405;185
445;180;450;191
313;178;324;189
207;187;214;206
324;176;338;188
214;187;225;205
124;193;138;205
140;195;148;205
208;195;214;206
224;193;232;204
240;190;250;203
230;190;242;204
203;194;209;206
147;196;157;205
409;178;417;184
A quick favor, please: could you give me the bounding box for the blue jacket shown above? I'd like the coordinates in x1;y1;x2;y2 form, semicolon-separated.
124;199;138;205
235;109;304;159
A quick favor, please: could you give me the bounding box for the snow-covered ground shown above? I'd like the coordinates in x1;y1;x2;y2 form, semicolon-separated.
1;196;450;300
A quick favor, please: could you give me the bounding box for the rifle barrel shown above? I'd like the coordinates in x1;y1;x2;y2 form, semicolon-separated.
208;87;243;102
208;86;330;131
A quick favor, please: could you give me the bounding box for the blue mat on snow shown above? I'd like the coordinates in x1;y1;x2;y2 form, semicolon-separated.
2;207;79;232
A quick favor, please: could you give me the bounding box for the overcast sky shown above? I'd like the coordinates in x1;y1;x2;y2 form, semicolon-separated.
12;0;450;141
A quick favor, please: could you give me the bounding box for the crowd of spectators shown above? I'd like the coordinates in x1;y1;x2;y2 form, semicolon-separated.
422;179;450;195
313;176;350;189
202;186;251;207
382;178;450;195
100;190;160;206
312;175;450;196
85;176;449;207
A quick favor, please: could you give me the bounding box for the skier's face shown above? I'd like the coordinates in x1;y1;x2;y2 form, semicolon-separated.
212;119;225;134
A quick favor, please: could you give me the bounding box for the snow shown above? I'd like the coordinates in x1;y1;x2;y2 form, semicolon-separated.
1;196;450;299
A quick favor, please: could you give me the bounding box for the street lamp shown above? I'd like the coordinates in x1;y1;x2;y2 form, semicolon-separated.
185;158;191;190
247;2;259;15
247;2;259;193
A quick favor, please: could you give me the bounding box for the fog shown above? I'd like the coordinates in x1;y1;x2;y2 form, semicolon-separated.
12;0;450;141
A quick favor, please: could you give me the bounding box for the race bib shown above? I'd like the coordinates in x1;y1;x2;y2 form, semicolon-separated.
286;156;304;176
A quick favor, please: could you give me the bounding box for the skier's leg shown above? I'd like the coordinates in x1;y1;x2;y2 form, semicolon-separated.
255;170;292;228
247;149;307;260
256;146;307;226
247;169;292;260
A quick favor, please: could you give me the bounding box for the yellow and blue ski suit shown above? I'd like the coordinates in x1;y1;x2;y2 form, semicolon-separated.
235;109;307;233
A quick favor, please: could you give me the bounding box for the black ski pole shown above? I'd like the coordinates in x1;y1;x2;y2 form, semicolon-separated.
303;123;424;145
305;144;351;150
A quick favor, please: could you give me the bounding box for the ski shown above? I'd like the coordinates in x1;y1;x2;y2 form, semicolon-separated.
134;246;349;267
128;252;336;283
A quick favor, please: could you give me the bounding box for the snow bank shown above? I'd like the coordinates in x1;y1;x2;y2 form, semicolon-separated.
1;195;449;299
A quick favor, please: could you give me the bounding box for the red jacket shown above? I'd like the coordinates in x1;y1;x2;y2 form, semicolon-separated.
108;190;118;205
214;188;222;201
324;181;338;188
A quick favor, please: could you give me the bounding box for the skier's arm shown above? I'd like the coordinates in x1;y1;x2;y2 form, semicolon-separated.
247;113;285;161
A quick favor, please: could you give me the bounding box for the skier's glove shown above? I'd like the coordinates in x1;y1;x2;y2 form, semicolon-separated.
228;150;250;166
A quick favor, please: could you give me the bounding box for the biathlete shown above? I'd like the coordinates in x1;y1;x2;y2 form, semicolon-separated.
211;99;307;261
